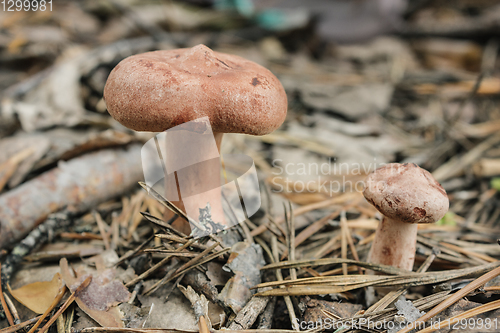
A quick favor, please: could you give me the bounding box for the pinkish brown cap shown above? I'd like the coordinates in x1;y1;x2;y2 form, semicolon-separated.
363;163;449;224
103;44;287;134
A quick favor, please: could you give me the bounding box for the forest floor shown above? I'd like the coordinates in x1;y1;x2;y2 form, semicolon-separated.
1;1;500;332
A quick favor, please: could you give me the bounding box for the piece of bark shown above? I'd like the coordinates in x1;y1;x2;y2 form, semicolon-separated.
257;296;276;329
0;144;143;248
182;268;237;319
183;270;221;308
178;285;210;327
228;288;271;330
218;242;265;313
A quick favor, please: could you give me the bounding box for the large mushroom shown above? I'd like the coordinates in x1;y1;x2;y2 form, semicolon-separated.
363;163;449;271
104;44;287;235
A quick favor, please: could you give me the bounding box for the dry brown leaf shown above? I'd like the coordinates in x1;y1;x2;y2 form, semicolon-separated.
59;258;130;328
8;272;64;314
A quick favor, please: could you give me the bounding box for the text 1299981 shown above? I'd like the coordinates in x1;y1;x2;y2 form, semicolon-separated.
1;0;52;11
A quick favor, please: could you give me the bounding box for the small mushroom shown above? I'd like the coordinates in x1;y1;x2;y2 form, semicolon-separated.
363;163;449;271
104;44;287;235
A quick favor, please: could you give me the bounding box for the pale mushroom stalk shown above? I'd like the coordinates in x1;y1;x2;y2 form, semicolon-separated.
363;163;449;271
165;132;225;235
367;217;418;271
104;44;287;236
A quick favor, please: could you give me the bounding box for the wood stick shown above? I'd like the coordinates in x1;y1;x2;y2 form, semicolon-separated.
397;265;500;333
228;288;272;330
0;145;144;248
2;294;19;324
0;316;41;333
416;299;500;333
93;211;111;250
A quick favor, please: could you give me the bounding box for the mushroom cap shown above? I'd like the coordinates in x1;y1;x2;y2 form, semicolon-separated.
103;44;288;134
363;163;449;224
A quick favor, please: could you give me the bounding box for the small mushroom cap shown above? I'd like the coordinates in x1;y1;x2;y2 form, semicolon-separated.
363;163;449;224
104;44;287;134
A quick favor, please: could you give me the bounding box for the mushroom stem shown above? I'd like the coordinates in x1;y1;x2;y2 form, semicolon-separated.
367;217;418;271
214;132;223;152
167;132;226;236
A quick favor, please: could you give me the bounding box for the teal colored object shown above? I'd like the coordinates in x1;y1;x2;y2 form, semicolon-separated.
214;0;310;31
214;0;254;17
256;8;310;31
256;9;286;31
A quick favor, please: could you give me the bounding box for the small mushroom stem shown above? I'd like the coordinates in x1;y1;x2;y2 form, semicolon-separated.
166;132;226;236
367;217;417;271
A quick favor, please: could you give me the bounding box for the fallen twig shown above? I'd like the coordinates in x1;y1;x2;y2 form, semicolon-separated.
254;261;500;296
178;285;211;333
0;316;42;333
257;295;276;329
417;299;500;333
0;145;143;248
228;288;272;330
396;264;500;333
